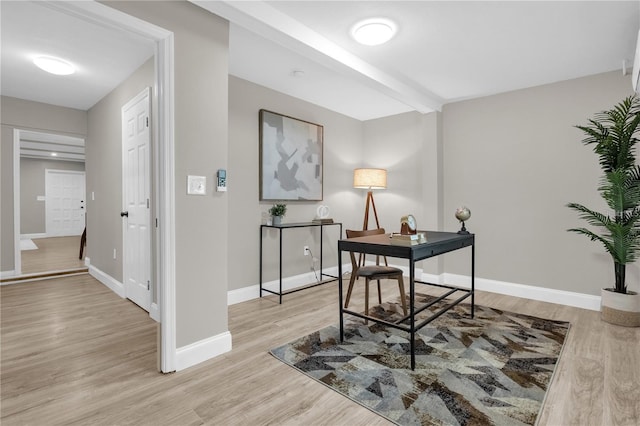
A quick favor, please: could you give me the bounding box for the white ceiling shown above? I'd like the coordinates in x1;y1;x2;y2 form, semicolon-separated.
1;1;638;121
0;1;154;111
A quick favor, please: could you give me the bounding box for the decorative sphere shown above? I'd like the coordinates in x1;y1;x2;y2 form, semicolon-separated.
455;206;471;222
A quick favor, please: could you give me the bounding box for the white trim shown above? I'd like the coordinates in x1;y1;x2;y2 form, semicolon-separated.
20;233;47;240
157;32;177;374
1;271;88;286
228;265;349;305
13;129;22;277
1;270;16;279
428;272;601;312
50;0;177;373
175;331;232;371
89;264;125;298
150;303;160;322
227;264;601;312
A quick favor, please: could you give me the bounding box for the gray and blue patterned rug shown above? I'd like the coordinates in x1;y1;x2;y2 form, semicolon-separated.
270;294;570;425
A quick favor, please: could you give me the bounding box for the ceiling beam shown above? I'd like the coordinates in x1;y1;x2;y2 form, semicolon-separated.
192;0;443;113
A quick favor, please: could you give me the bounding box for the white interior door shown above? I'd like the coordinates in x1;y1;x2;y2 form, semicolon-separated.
122;87;151;312
45;169;86;237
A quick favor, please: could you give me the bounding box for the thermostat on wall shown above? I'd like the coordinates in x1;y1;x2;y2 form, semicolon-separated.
187;175;206;195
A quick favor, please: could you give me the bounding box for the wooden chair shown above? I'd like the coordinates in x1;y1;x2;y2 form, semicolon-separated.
344;228;408;318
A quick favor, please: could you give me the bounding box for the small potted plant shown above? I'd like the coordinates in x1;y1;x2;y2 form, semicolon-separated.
567;95;640;326
268;203;287;226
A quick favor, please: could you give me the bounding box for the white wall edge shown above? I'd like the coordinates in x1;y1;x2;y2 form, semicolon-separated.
89;264;125;298
228;264;350;305
175;331;232;371
150;302;160;322
227;266;601;312
1;270;16;279
20;233;47;239
439;273;601;311
1;271;88;286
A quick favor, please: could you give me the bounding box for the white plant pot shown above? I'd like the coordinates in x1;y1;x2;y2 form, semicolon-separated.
272;216;282;226
601;288;640;327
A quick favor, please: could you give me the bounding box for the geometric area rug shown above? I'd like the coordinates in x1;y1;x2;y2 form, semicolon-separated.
270;294;570;426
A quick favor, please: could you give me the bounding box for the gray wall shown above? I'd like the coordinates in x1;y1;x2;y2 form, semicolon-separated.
20;158;85;234
362;111;444;274
105;1;230;348
228;76;364;289
1;96;86;272
442;70;637;296
86;57;153;283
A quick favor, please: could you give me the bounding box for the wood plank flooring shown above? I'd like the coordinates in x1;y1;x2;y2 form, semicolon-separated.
1;274;639;425
20;236;87;275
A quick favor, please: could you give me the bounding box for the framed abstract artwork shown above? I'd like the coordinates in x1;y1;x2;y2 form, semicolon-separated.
259;109;324;201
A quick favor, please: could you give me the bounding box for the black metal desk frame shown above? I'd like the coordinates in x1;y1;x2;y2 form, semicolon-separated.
338;231;475;370
260;222;342;304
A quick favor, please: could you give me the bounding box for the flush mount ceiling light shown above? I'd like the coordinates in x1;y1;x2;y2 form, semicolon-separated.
33;56;75;76
351;18;397;46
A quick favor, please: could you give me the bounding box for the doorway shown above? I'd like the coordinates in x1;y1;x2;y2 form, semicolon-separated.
16;130;88;277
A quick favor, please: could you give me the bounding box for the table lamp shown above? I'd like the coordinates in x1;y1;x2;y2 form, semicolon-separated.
353;168;387;230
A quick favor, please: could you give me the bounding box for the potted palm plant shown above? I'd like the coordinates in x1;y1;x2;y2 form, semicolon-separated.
567;95;640;326
268;203;287;226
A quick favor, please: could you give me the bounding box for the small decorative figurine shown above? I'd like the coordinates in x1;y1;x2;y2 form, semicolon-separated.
455;206;471;234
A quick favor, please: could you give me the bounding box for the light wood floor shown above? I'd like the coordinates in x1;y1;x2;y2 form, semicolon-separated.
21;236;87;275
1;274;639;425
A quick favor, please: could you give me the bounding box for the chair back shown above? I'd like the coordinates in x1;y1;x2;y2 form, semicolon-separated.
345;228;386;270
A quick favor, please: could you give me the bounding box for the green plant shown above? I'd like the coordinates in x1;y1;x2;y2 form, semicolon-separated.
268;203;287;217
567;95;640;294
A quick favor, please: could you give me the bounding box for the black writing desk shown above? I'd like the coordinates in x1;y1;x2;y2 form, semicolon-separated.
338;231;475;370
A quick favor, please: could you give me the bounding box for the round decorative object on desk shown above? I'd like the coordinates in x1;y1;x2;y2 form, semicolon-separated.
316;205;330;219
455;206;471;234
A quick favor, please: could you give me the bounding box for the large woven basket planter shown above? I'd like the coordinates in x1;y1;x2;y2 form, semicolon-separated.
601;288;640;327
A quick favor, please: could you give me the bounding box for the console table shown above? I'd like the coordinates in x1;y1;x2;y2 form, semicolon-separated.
338;230;474;370
260;222;342;304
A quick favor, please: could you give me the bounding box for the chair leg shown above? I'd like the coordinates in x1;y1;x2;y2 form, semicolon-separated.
365;278;370;324
344;273;357;308
377;280;382;304
397;276;408;316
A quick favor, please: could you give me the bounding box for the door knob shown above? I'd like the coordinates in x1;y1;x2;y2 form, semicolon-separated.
120;211;129;217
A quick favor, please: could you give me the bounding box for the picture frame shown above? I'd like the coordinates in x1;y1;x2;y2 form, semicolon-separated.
259;109;324;201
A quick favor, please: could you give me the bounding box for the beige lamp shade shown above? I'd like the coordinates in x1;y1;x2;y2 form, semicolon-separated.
353;168;387;189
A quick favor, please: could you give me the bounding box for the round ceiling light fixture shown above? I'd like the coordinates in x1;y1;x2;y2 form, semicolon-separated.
351;18;397;46
33;56;76;76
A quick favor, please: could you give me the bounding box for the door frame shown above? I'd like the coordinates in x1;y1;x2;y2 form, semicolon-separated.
49;1;177;373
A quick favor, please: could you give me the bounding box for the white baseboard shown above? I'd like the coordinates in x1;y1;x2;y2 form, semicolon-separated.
227;264;601;312
1;270;16;279
429;272;600;311
175;331;232;371
20;233;46;239
89;264;125;298
228;265;350;305
150;302;160;322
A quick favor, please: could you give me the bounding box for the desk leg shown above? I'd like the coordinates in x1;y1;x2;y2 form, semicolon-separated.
410;259;415;370
259;227;263;298
471;242;475;318
338;248;344;342
279;228;283;305
320;225;324;278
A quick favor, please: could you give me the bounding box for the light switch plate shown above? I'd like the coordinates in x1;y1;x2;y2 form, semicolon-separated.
187;175;206;195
